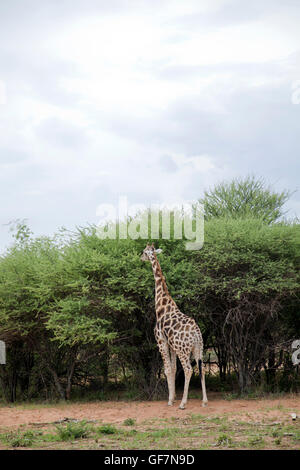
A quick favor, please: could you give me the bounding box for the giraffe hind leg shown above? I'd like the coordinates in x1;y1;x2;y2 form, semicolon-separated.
170;348;177;403
193;345;208;407
198;359;208;406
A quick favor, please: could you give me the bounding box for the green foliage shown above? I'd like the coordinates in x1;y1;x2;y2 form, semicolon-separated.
248;435;265;447
0;178;299;400
55;421;90;441
192;217;300;299
190;217;300;392
216;433;233;447
123;418;136;426
0;429;41;448
96;424;118;435
200;176;291;223
46;297;115;347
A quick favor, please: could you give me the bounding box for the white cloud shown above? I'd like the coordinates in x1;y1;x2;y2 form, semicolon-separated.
0;0;299;251
0;81;6;105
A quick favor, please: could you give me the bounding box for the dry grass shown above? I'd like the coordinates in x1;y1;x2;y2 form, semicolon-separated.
0;406;299;450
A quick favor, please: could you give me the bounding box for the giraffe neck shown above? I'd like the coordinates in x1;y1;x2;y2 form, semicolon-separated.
150;255;174;317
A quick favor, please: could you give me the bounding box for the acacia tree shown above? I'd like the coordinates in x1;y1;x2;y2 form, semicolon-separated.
71;229;194;399
0;198;299;400
0;229;116;400
190;218;300;392
199;176;291;223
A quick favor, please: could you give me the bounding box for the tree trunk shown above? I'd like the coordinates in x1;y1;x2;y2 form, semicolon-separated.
265;349;276;390
237;363;251;394
48;366;66;400
65;360;76;400
9;369;17;402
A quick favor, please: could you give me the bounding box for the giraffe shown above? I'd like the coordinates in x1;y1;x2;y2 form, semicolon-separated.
141;243;208;410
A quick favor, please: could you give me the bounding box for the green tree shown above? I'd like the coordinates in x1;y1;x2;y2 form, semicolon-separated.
200;176;291;223
0;227;116;400
1;204;299;400
190;217;300;392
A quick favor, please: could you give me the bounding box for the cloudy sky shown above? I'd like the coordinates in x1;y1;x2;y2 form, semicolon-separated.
0;0;300;251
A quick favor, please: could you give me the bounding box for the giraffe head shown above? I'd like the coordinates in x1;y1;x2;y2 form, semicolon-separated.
141;243;162;261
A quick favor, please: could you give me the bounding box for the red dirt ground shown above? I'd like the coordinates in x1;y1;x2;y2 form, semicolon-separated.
0;393;299;428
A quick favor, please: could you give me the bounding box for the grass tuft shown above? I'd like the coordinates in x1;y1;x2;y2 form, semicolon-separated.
96;424;119;435
123;418;136;426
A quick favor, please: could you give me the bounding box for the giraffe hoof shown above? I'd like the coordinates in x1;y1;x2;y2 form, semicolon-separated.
179;404;185;410
202;401;208;407
168;401;174;406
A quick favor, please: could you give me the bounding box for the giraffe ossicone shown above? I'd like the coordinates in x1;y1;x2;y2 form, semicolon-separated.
141;243;208;409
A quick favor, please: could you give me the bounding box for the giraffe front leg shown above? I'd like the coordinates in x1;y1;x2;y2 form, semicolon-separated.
167;372;174;406
178;354;193;410
157;340;174;406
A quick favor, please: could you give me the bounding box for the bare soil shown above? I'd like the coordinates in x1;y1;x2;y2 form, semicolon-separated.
0;393;299;428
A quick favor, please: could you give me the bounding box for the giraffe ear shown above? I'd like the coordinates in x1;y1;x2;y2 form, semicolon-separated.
155;248;162;254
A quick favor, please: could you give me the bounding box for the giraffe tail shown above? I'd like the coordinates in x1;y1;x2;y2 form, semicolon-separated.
198;359;202;378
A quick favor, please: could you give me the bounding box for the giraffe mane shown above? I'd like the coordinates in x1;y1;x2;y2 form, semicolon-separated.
153;251;169;295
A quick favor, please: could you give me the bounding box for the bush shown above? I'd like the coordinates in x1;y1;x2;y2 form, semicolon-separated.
55;421;90;441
